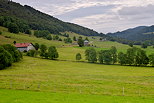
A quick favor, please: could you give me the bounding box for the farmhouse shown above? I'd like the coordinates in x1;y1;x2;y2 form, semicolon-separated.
84;40;89;46
15;43;35;52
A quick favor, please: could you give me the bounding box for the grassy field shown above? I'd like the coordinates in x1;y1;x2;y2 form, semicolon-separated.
0;56;154;97
0;26;154;102
0;89;154;103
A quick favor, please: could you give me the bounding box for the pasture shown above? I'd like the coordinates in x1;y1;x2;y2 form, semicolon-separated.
0;89;154;103
0;26;154;102
0;56;154;97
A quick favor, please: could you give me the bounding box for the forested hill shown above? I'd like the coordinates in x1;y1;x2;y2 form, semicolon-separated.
0;0;99;36
108;25;154;42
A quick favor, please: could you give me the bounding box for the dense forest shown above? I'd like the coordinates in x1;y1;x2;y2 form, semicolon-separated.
0;0;100;36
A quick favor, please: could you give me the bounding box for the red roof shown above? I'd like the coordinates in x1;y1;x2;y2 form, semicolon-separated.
15;43;31;48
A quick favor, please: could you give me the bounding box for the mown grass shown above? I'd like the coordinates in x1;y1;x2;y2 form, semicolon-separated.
0;56;153;98
0;89;154;103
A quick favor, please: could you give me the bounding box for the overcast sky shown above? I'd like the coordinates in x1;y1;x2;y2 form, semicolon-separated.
13;0;154;33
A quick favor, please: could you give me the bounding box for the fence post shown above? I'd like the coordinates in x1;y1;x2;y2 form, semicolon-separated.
38;83;41;90
24;83;26;90
10;81;12;89
122;87;125;96
139;89;141;96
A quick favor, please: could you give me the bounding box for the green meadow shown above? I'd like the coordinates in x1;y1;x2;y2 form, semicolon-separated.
0;26;154;102
0;89;154;103
0;57;154;100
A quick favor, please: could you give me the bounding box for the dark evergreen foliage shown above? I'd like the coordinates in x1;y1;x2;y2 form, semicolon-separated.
0;0;100;36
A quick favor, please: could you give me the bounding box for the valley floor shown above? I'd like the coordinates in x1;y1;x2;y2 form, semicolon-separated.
0;56;154;102
0;89;154;103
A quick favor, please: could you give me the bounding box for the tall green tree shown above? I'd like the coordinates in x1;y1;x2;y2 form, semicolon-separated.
149;53;154;66
126;47;136;65
98;50;112;65
73;36;77;41
78;36;84;47
141;42;148;48
48;46;59;60
34;43;39;50
128;42;133;47
85;37;89;41
85;48;97;63
118;52;127;65
110;46;117;64
40;44;47;58
135;49;149;66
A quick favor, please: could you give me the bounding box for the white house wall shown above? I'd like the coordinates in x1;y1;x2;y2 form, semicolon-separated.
27;45;36;51
17;47;27;52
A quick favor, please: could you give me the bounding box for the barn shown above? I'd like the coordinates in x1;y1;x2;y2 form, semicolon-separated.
15;43;36;52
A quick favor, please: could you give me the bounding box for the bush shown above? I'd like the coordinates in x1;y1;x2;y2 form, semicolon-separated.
0;46;13;70
2;44;22;62
76;53;82;61
64;37;72;43
25;29;32;35
46;35;52;40
4;36;11;38
26;50;36;57
0;31;2;35
78;36;84;47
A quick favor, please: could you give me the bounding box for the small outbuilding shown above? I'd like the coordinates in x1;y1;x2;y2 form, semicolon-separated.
84;40;89;46
15;43;35;52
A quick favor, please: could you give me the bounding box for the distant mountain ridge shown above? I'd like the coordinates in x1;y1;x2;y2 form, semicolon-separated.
0;0;99;36
108;25;154;42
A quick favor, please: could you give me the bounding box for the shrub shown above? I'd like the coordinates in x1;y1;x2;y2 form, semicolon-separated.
2;44;22;62
0;46;13;70
76;53;82;61
26;50;36;57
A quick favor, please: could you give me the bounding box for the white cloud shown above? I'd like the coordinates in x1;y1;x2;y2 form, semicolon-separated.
13;0;154;33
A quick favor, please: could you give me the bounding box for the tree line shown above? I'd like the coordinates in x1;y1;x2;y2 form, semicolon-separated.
26;43;58;60
0;16;30;34
78;47;154;66
0;44;22;70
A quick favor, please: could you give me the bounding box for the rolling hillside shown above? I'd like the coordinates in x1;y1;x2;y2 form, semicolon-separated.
0;0;99;36
108;25;154;42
